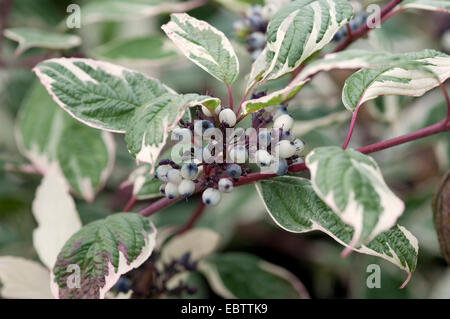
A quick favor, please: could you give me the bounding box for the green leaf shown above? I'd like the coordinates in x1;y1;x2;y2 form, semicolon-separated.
162;13;239;85
399;0;450;13
262;0;353;81
51;213;156;299
256;176;418;284
90;35;177;62
342;52;450;111
433;171;450;265
305;146;405;246
198;252;309;298
16;82;115;202
33;58;172;132
81;0;205;25
4;28;81;56
125;93;220;168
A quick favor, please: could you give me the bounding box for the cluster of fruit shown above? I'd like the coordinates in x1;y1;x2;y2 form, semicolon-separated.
154;104;305;207
333;12;368;42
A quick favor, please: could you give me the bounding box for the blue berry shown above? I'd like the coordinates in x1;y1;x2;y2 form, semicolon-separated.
115;277;131;293
281;130;295;141
226;164;242;179
248;32;266;50
194;120;214;135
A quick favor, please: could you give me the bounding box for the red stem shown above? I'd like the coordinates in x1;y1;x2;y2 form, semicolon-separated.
123;195;136;212
227;85;234;110
342;104;361;149
177;201;206;234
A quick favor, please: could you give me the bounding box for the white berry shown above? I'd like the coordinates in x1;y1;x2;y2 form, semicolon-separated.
276;140;296;158
219;108;237;127
255;149;273;167
178;179;195;198
202;188;221;206
180;162;199;180
229;145;248;163
293;139;305;154
172;127;191;143
273;114;294;131
218;178;233;193
167;168;182;184
165;182;179;199
155;165;170;182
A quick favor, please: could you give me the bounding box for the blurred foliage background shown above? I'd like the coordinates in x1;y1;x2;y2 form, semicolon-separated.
0;0;449;299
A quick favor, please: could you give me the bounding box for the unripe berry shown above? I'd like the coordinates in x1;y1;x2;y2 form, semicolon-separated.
194;120;214;135
202;188;221;206
271;158;288;176
172;127;191;143
178;179;195;198
247;32;266;50
275;140;296;158
255;149;273;167
273;114;294;131
167;168;182;184
218;178;233;193
226;164;242;179
229;145;248;163
155;165;170;182
293;139;305;154
180;162;199;180
165;182;179;199
219;108;237;127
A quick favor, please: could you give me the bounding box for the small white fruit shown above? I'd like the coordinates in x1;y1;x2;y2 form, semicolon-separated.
275;140;296;158
202;188;221;206
293;139;305;154
273;114;294;131
229;145;248;163
219;108;237;127
178;179;195;198
171;127;192;143
180;162;199;180
218;178;233;193
167;168;182;184
155;165;170;182
165;182;179;199
255;149;273;167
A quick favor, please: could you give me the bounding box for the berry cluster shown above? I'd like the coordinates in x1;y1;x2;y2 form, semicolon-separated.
154;102;305;207
333;12;368;42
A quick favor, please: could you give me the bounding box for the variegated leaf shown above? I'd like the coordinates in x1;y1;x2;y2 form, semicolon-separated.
125;94;219;170
16;82;115;202
82;0;205;25
32;165;82;270
399;0;450;13
33;58;172;133
256;176;418;286
51;213;156;299
126;164;163;200
305;146;405;247
342;52;450;112
162;13;239;85
4;28;81;56
198;252;309;298
262;0;353;81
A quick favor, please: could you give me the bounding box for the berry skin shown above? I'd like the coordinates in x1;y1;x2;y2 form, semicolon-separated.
229;145;248;163
226;164;242;179
178;179;195;198
115;277;131;293
247;32;266;50
202;188;221;206
293;139;305;154
276;140;297;158
272;158;288;176
258;131;271;147
165;182;179;199
218;178;234;193
219;108;237;127
180;162;199;180
172;127;191;143
255;149;273;167
155;165;170;182
167;168;182;184
273;114;294;131
194;120;214;135
281;130;295;141
159;184;166;195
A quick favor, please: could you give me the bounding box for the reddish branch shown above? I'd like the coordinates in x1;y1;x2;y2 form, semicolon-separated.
177;201;206;234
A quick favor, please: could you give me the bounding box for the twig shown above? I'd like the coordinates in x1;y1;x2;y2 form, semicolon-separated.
177;201;206;234
123;195;137;212
227;85;234;110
